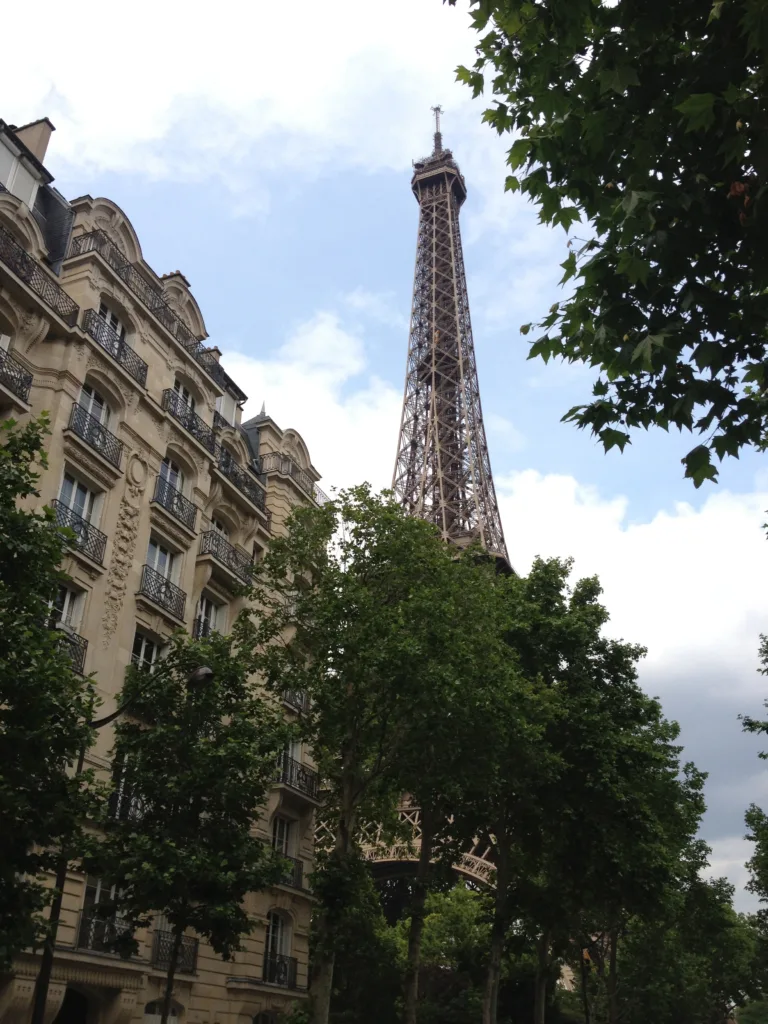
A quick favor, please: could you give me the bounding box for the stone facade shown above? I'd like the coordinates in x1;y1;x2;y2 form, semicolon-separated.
0;118;325;1024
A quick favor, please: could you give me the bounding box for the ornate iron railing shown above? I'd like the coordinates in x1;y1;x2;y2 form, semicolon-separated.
283;689;310;714
260;451;327;504
52;499;108;565
138;564;186;620
151;929;198;974
153;476;197;531
213;410;231;431
0;223;79;326
199;530;252;583
162;389;216;454
82;308;148;387
69;231;227;388
108;785;144;822
278;855;304;889
77;912;131;954
56;628;88;675
275;754;319;801
0;346;33;403
69;403;123;469
192;617;212;639
216;447;266;510
263;952;298;988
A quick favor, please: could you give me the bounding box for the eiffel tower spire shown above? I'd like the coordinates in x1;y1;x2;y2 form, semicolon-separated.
392;112;509;565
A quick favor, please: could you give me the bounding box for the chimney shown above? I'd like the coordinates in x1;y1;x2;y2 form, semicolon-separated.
14;118;55;164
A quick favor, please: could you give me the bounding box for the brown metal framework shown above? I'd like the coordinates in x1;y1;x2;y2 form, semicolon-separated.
392;118;509;564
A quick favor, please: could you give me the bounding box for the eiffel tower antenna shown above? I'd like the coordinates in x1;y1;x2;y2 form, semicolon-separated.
392;109;510;566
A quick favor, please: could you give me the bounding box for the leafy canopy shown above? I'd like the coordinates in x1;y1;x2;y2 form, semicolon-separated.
453;0;768;486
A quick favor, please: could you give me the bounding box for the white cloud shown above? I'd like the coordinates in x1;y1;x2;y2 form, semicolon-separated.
486;412;526;454
343;288;408;332
705;836;757;912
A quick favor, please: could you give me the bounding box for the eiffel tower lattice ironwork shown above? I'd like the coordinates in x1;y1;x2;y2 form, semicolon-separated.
392;107;509;566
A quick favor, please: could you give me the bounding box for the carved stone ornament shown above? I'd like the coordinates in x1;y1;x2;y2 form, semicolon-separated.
62;438;120;490
101;498;141;647
126;453;149;502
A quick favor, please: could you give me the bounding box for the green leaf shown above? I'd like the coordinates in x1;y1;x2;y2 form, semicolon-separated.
682;445;719;487
504;175;520;192
599;428;631;453
560;252;578;284
675;93;717;131
509;138;531;171
617;252;652;286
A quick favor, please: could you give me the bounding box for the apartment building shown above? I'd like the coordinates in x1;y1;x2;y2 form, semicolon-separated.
0;118;325;1024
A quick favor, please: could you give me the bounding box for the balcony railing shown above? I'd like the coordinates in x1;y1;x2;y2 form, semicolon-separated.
56;627;88;675
152;929;198;974
69;231;227;388
275;754;319;801
82;308;148;387
153;476;197;531
52;499;108;565
0;346;33;403
139;564;186;621
216;447;266;511
0;223;79;326
193;617;215;640
260;451;327;504
162;389;217;454
283;689;310;714
263;952;298;989
199;530;252;584
77;912;131;954
278;855;304;889
69;403;123;469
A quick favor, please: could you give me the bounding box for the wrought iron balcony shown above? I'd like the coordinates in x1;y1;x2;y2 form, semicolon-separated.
138;564;186;621
213;410;231;432
162;389;216;454
278;855;304;889
283;689;310;714
260;451;327;504
0;346;32;404
275;754;319;801
192;616;212;639
199;530;252;584
69;403;123;469
77;912;131;954
69;231;227;388
263;952;298;989
152;476;197;531
52;499;108;565
152;929;198;974
216;447;266;510
0;223;79;326
82;308;148;387
56;627;88;675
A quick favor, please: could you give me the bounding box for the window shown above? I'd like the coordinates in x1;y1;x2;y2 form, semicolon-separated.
272;816;294;857
132;629;159;670
51;584;82;630
98;301;126;342
212;518;228;539
59;473;98;523
147;538;176;581
197;595;219;633
110;755;143;821
160;456;183;491
79;383;110;427
215;392;237;426
265;910;289;957
173;379;195;412
0;333;10;352
144;1002;178;1024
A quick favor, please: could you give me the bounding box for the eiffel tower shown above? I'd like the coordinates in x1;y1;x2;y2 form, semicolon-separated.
392;107;509;566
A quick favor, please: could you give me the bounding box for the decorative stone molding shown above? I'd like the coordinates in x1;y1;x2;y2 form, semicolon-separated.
62;437;121;490
101;498;141;647
126;453;150;502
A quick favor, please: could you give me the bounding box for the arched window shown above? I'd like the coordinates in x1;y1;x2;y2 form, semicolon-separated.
160;456;184;492
265;910;290;957
79;383;111;427
173;378;195;412
98;301;127;344
144;1001;179;1024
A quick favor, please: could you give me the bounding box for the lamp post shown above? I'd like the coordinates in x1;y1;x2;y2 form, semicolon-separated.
29;665;212;1024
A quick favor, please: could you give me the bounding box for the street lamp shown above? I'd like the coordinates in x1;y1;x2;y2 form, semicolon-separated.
29;665;212;1024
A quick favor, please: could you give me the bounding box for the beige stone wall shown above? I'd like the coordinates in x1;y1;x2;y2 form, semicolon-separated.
0;179;323;1024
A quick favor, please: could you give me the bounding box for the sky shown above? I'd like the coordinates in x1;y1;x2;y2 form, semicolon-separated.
7;0;768;910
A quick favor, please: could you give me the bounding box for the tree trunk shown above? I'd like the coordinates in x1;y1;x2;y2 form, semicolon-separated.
533;930;551;1024
607;926;619;1024
160;924;183;1024
482;837;510;1024
403;808;435;1024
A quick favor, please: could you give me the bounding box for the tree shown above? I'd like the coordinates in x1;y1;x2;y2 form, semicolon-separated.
88;623;288;1024
248;486;509;1024
0;415;97;966
453;0;768;486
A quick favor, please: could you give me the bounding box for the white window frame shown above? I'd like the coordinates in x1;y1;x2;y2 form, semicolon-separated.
58;472;100;525
79;383;111;427
160;456;184;492
265;910;290;957
98;301;127;342
173;379;195;412
272;816;294;857
197;594;219;631
51;583;82;631
147;537;177;582
132;629;160;671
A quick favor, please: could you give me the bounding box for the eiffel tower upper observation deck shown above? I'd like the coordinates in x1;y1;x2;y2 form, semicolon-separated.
392;108;509;565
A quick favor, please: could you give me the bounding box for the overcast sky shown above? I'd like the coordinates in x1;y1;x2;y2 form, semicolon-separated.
8;0;768;910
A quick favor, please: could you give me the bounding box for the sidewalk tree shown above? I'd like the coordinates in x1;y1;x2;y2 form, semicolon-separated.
88;623;288;1024
454;0;768;485
0;415;97;966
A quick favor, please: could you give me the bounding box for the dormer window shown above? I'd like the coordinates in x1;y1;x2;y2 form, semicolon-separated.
98;302;126;343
